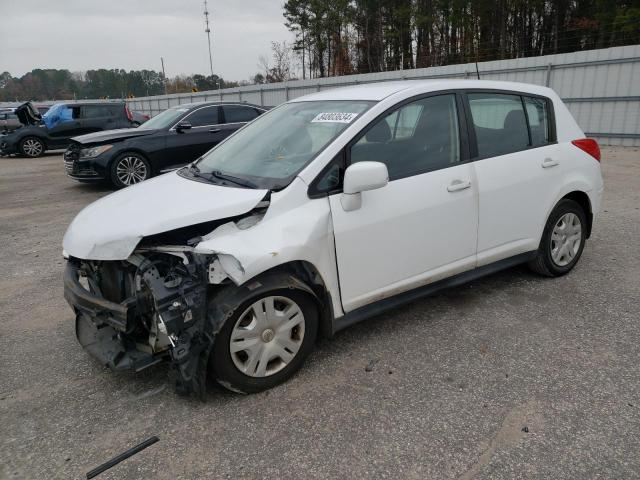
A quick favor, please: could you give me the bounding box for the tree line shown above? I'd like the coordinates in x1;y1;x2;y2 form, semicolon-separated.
3;1;638;100
0;69;240;102
283;0;640;78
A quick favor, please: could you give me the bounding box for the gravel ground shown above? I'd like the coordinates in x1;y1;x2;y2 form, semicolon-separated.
0;147;639;479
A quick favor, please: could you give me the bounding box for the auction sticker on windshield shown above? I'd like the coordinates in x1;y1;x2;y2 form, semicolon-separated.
311;112;359;123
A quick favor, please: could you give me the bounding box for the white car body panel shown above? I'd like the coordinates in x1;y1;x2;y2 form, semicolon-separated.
474;144;566;266
193;177;345;317
62;79;603;324
62;171;267;260
330;163;478;312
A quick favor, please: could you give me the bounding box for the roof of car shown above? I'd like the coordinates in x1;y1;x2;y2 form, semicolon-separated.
169;101;265;109
58;100;126;106
293;79;554;102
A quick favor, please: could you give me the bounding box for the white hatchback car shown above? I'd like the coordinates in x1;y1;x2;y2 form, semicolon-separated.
63;80;603;396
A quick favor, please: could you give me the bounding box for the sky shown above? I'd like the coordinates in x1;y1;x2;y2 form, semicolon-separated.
0;0;294;82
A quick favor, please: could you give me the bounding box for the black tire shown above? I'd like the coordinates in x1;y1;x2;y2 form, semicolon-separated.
19;136;45;157
110;152;151;188
209;274;319;394
528;198;587;277
131;121;141;128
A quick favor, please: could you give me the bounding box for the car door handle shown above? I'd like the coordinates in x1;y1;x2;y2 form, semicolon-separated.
209;128;221;133
447;180;471;192
542;157;559;168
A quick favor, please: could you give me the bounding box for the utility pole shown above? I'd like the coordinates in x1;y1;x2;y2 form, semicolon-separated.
204;0;214;80
160;57;167;94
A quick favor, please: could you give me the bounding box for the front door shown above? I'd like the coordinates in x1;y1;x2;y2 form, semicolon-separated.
162;105;225;170
329;93;479;312
46;105;83;147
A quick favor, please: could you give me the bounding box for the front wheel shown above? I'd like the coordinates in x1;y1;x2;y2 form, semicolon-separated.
19;136;45;157
209;276;318;394
529;199;587;277
110;152;151;188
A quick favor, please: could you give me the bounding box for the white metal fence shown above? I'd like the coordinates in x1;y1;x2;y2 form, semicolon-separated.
125;45;640;147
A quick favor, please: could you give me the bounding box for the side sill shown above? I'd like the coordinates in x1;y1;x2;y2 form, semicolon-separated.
332;251;537;335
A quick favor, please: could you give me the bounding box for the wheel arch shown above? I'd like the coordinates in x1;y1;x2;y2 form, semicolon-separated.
560;191;593;238
19;134;48;151
109;149;153;184
235;260;335;339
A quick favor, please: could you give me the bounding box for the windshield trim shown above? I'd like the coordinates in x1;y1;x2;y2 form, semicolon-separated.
138;107;189;131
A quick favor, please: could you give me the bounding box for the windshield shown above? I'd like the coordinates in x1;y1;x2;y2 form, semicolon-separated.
193;100;374;189
139;107;188;130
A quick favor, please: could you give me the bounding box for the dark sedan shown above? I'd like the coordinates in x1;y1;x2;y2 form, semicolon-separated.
63;102;267;188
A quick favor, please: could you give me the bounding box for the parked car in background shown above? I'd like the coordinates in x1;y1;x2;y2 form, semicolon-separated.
35;105;50;116
63;101;267;188
62;80;603;397
0;109;21;133
0;101;135;157
130;111;150;127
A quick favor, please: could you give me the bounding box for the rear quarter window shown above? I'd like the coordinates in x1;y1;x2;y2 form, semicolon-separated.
223;105;259;124
524;96;551;146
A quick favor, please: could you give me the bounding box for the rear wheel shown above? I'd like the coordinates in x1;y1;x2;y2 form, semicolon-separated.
209;276;318;394
110;152;151;188
19;136;45;157
529;199;587;277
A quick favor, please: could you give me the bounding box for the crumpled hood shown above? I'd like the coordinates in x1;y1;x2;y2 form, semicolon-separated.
63;171;268;260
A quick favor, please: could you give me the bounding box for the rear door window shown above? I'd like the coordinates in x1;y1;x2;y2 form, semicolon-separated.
223;105;259;124
82;105;113;119
185;106;220;127
467;93;529;158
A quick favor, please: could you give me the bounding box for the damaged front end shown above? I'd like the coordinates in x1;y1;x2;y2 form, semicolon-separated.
64;249;213;398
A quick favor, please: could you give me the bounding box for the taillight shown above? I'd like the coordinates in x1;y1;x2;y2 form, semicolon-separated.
125;105;133;122
571;138;601;162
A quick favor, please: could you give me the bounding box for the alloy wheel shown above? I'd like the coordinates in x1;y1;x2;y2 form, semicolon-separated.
550;212;582;267
22;138;43;157
116;156;148;185
230;296;305;377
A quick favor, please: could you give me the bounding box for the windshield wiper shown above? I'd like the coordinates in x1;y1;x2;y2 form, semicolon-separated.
209;170;258;189
185;163;211;181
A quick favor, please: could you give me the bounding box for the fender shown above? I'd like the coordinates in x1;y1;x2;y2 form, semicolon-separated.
194;177;345;318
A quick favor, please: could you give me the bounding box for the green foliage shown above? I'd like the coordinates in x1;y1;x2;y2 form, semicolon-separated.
283;0;640;77
0;69;235;102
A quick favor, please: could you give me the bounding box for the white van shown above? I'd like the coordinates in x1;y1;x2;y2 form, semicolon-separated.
63;80;603;396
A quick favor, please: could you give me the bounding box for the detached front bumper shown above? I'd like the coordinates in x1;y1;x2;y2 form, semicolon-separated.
63;256;213;398
64;262;162;371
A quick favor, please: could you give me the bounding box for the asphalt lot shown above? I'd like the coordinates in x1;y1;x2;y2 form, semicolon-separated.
0;147;639;479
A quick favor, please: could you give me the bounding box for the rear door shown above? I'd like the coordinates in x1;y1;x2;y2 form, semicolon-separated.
327;93;479;312
464;91;561;266
162;105;224;170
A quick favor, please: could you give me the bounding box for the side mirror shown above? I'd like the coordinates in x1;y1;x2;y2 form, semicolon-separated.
341;161;389;211
175;121;192;132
